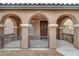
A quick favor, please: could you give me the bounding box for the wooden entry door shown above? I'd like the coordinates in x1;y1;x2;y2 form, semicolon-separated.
40;21;48;39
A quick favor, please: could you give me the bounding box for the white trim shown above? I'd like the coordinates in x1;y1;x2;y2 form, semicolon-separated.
48;24;58;27
74;24;79;27
0;24;5;27
20;24;32;27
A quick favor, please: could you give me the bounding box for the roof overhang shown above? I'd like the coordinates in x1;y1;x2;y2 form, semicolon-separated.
0;3;79;10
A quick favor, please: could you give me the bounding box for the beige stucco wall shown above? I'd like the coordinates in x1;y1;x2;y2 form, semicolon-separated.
0;9;79;24
0;9;79;49
1;9;76;35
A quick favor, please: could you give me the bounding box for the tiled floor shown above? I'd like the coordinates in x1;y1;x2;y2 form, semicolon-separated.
4;39;48;48
57;40;79;56
3;39;79;56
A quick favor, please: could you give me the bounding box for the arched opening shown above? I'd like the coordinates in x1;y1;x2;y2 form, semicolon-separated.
63;19;74;43
56;15;76;49
0;14;22;49
4;18;14;35
28;13;49;48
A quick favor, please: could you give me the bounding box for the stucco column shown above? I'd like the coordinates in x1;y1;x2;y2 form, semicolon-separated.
20;24;31;49
48;24;58;49
34;17;40;37
59;26;63;40
13;26;19;40
14;26;18;36
74;24;79;48
0;24;5;48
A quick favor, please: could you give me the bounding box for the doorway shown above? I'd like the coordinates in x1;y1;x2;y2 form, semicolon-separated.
40;21;48;39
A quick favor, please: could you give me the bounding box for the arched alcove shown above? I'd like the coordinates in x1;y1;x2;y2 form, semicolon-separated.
28;13;49;48
56;14;77;46
0;13;22;48
4;18;14;35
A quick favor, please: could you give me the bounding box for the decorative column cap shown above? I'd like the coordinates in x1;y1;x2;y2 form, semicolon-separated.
0;24;5;27
74;24;79;27
48;24;58;27
20;24;32;27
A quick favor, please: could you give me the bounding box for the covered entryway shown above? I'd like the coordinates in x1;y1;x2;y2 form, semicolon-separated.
28;13;49;48
56;14;77;49
0;14;22;49
57;18;74;43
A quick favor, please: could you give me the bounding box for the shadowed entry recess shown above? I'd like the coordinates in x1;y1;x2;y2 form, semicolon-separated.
40;21;48;39
29;13;49;48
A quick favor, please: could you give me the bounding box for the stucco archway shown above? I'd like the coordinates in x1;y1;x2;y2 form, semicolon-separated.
56;14;78;47
57;14;77;25
28;13;49;48
0;13;22;35
0;13;22;48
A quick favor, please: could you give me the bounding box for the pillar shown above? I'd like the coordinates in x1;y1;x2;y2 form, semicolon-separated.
74;24;79;48
56;26;60;39
48;24;58;49
59;26;63;40
13;26;19;40
20;24;31;49
34;17;40;37
0;24;5;48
